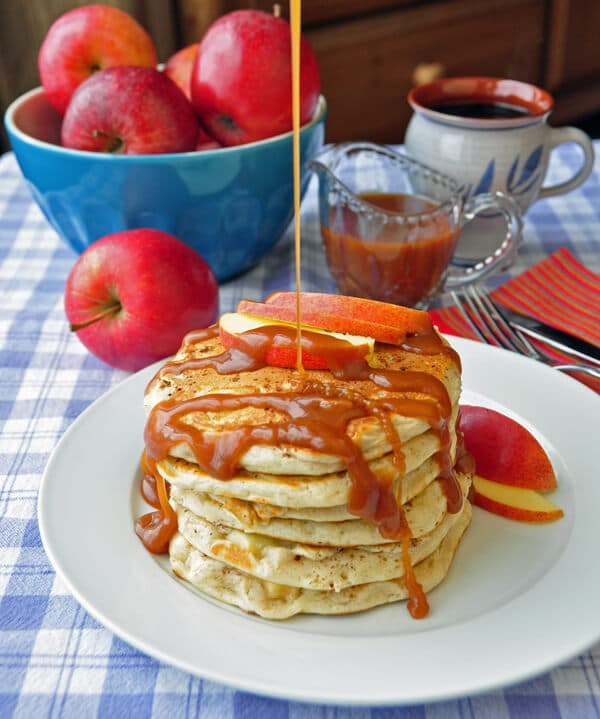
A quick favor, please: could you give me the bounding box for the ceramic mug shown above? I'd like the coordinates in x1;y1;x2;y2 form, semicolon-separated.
404;77;595;213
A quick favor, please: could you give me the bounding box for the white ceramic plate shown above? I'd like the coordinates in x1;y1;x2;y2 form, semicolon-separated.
38;337;600;706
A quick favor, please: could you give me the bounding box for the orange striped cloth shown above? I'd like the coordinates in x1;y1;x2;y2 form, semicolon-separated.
430;248;600;393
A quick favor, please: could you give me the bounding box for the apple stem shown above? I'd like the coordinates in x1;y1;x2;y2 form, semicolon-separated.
70;301;121;331
273;3;281;17
92;129;125;153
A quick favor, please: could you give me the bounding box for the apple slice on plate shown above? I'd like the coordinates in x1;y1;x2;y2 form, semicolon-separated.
237;292;433;345
459;405;557;491
219;312;374;369
471;476;564;523
459;405;563;523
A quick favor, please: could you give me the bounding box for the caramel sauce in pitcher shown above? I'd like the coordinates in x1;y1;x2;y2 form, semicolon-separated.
135;1;465;619
322;193;460;308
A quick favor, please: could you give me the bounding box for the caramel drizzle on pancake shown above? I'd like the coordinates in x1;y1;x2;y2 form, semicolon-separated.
136;322;462;619
136;1;464;618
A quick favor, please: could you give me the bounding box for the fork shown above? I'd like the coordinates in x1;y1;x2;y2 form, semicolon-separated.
450;285;600;380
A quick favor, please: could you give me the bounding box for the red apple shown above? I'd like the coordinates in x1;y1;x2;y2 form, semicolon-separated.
64;229;219;371
190;9;321;145
195;126;222;151
38;4;158;115
61;66;198;154
164;43;200;100
236;293;433;345
459;405;557;491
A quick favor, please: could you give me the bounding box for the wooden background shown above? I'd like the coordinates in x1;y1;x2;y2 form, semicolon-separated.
2;0;599;152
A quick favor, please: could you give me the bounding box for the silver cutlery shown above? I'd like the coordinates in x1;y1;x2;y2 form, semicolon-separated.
450;285;600;380
490;304;600;364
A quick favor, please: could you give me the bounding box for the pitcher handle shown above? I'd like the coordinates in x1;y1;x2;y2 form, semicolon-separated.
445;192;523;289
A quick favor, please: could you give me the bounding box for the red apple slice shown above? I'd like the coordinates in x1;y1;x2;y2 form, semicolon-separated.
219;312;374;369
459;405;557;491
471;475;563;522
236;293;432;345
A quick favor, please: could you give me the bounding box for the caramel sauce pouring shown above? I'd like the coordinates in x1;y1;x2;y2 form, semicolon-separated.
137;322;462;619
135;1;464;620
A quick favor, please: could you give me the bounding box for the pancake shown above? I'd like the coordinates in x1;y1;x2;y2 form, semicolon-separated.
158;423;457;510
173;479;469;591
161;452;439;509
169;500;472;619
137;310;471;620
170;472;471;546
205;496;358;523
144;332;460;476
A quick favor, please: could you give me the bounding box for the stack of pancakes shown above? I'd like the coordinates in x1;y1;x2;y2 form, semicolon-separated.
143;325;472;619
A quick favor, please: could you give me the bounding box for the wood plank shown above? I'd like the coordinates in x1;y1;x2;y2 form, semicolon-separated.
306;0;546;143
177;0;233;45
552;84;600;124
177;0;423;39
557;0;600;88
545;0;570;90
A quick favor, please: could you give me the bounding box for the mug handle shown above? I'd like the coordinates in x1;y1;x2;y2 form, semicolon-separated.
445;192;523;289
538;126;595;199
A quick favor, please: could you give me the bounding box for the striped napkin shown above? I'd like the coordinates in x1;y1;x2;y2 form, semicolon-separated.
430;248;600;393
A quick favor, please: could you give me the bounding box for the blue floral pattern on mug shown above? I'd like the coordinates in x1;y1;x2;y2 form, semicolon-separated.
465;144;543;199
506;145;543;196
473;159;494;195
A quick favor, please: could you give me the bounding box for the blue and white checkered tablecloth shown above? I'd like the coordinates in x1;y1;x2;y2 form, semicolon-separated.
1;142;599;718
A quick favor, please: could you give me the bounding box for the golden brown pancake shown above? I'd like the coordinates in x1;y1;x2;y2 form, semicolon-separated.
144;332;460;476
172;474;470;591
169;472;470;547
169;500;472;619
157;425;457;509
139;318;470;620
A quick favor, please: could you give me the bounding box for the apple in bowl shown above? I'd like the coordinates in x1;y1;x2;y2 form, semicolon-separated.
190;9;321;145
61;66;199;155
164;43;200;100
38;4;158;115
5;7;326;280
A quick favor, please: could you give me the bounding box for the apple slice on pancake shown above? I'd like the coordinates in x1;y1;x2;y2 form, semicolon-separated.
236;292;433;346
219;312;374;369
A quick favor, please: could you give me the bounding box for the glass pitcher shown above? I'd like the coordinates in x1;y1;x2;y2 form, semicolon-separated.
309;142;522;308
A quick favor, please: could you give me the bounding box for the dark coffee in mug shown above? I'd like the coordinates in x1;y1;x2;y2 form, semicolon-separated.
429;101;531;119
406;77;594;214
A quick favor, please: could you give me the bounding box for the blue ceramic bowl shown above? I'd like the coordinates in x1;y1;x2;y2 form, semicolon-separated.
4;87;327;281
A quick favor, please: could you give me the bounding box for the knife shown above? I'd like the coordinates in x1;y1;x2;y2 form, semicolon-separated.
492;304;600;364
